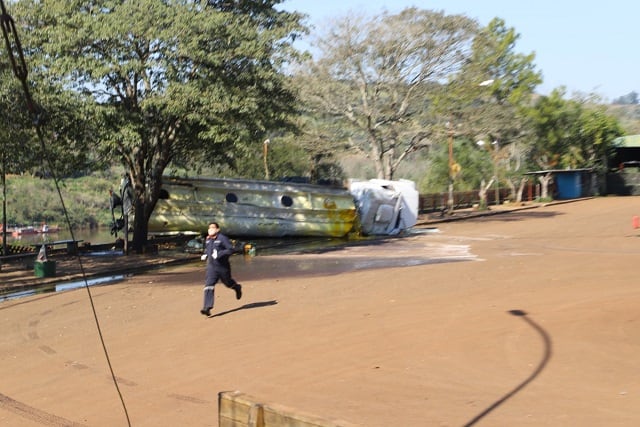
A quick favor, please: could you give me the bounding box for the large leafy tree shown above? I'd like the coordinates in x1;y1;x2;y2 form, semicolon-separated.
0;68;26;251
0;73;31;173
444;18;541;143
435;18;542;203
2;38;99;249
274;89;352;183
526;89;624;197
297;8;479;180
0;72;97;177
12;0;305;252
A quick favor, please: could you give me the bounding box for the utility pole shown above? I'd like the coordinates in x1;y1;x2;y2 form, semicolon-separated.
493;140;500;206
263;139;270;180
447;121;455;214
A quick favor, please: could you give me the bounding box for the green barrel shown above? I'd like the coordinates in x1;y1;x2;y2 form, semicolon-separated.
34;260;56;278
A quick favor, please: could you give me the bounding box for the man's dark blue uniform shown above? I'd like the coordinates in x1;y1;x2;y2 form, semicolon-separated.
200;222;242;316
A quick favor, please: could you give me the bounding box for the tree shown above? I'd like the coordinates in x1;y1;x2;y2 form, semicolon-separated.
13;0;305;252
0;73;32;174
297;8;479;180
525;89;576;198
606;103;640;135
612;91;639;105
233;136;314;181
572;100;625;194
277;80;353;183
0;69;28;251
435;17;542;203
525;88;624;198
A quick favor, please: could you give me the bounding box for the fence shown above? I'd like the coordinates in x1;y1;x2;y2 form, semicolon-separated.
418;181;544;214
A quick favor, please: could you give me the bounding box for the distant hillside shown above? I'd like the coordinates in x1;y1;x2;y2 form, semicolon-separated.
2;170;119;229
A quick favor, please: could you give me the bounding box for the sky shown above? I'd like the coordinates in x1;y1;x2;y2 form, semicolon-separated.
279;0;637;101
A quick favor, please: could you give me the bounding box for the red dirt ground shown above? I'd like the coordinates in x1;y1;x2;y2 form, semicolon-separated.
1;197;639;426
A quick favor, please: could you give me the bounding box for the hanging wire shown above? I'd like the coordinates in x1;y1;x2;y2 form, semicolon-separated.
1;3;132;426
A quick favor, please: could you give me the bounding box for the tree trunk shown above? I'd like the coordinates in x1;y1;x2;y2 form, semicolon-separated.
478;177;495;210
131;200;147;254
506;179;516;202
516;177;527;203
129;166;147;254
538;173;553;199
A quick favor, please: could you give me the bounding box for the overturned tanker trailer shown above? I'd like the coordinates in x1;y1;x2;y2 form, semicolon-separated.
110;176;419;238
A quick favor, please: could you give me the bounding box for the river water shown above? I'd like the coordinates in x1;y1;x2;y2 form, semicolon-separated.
1;225;363;253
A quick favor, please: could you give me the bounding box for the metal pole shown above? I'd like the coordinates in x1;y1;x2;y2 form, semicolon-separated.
447;122;454;214
493;141;499;205
493;159;499;206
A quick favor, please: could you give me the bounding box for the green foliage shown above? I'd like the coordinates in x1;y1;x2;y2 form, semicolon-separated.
607;104;640;135
1;36;101;178
525;89;624;171
231;139;311;180
418;138;492;193
3;3;631;231
440;17;541;111
535;196;553;203
577;106;626;172
3;170;118;228
432;17;542;200
0;71;37;173
11;0;306;250
29;88;104;177
340;155;378;181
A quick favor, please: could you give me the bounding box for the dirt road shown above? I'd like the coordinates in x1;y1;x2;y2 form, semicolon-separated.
1;197;639;426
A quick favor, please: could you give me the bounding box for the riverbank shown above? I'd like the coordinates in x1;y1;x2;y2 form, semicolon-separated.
0;250;200;294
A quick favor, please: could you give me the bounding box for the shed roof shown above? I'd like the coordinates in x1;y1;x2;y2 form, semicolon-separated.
613;135;640;148
525;168;592;176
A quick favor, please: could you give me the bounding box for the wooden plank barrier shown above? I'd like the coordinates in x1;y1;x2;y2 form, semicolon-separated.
219;391;359;427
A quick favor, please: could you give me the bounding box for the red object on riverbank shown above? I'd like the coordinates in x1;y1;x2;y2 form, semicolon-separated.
10;224;60;237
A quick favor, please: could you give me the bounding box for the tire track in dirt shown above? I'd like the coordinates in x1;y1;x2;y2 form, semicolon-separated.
0;392;87;426
0;308;87;425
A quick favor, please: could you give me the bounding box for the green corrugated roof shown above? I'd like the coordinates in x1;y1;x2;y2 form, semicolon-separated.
614;135;640;148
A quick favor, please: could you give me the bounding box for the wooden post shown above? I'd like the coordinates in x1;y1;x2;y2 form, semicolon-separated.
447;122;454;214
219;391;358;427
263;139;270;180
